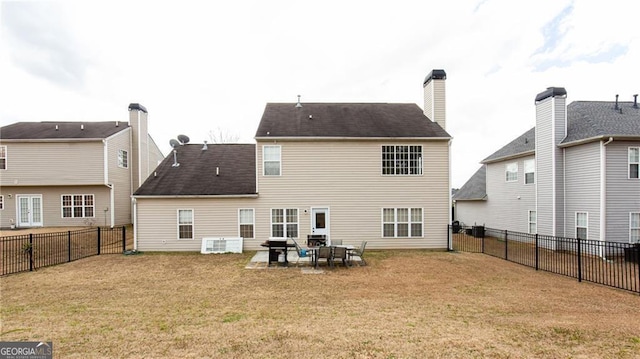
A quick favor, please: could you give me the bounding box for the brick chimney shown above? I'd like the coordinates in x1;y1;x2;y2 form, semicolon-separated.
534;87;567;238
128;103;149;191
423;69;447;130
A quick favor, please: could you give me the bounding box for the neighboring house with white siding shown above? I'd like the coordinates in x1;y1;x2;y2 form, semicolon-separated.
0;104;164;228
454;88;640;244
132;70;452;251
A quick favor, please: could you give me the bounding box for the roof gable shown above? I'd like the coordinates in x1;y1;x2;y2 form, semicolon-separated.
482;127;535;163
134;144;256;196
255;103;450;139
453;165;487;201
0;121;128;140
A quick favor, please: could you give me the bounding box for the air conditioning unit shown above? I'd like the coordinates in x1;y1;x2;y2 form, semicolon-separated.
200;237;243;254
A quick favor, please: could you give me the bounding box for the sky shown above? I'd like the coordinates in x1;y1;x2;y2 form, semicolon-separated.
1;0;638;188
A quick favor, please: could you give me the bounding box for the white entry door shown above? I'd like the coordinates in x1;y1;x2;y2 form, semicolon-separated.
17;195;43;227
311;207;329;239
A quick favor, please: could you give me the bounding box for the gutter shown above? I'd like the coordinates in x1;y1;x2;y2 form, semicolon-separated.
558;135;639;148
132;194;260;199
481;150;535;164
254;136;452;141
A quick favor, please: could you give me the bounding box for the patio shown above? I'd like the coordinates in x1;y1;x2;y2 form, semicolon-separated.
245;249;364;270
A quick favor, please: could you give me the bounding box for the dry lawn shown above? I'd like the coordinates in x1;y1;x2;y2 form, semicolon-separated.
1;250;639;358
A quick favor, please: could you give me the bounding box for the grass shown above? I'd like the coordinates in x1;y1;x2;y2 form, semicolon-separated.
1;250;640;358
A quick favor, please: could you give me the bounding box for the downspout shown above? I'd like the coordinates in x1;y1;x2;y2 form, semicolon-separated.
132;197;138;251
108;184;115;227
600;137;613;256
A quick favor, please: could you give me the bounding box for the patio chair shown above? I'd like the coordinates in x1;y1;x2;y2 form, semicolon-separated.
348;241;367;266
331;246;348;268
315;246;332;269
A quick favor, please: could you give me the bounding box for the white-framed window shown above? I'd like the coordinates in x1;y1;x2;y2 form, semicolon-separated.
178;209;194;240
382;145;423;175
263;145;281;176
630;213;640;244
271;208;298;238
0;145;6;170
524;159;535;184
0;195;3;210
382;208;423;237
629;147;639;179
576;212;588;239
505;162;518;182
239;208;255;239
528;210;537;234
118;149;128;168
61;194;95;218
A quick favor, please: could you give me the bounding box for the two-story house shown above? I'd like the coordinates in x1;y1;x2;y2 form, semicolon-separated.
454;87;640;244
0;104;164;228
132;70;452;251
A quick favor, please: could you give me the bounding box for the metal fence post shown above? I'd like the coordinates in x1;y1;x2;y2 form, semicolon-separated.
68;231;72;262
97;227;101;255
505;230;508;260
535;234;539;271
481;232;485;254
577;237;582;282
122;226;126;253
29;234;34;272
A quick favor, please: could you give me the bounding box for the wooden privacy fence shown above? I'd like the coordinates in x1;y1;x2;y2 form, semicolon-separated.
449;225;640;294
0;226;127;276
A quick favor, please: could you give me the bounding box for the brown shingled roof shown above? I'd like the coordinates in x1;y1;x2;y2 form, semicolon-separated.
134;144;256;196
255;103;450;139
0;121;128;140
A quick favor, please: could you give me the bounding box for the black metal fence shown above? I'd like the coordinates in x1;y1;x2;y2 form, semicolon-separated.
448;225;640;294
0;226;126;276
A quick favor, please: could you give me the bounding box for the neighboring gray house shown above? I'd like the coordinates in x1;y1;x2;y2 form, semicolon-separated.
132;70;453;251
454;88;640;244
0;104;164;228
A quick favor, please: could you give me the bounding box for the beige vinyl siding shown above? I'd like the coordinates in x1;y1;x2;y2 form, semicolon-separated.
564;143;600;240
455;200;489;227
0;185;110;228
146;135;165;174
256;139;450;249
480;155;536;232
106;130;134;225
423;79;446;130
135;197;258;251
606;141;640;243
0;142;105;186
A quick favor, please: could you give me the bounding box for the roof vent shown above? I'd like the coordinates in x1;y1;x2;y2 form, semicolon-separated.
115;121;119;127
81;124;84;130
55;125;59;131
216;167;220;176
309;114;313;120
634;94;638;109
202;141;208;151
172;149;180;167
295;95;302;108
615;94;619;110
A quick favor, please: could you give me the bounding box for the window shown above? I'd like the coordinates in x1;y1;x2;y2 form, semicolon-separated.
528;210;536;234
239;209;254;239
631;213;640;244
524;159;535;184
118;149;128;168
0;145;6;169
263;145;281;176
382;208;423;237
505;162;518;182
576;212;588;239
61;195;95;218
178;209;194;239
629;147;639;179
271;208;298;238
0;195;3;210
382;145;423;175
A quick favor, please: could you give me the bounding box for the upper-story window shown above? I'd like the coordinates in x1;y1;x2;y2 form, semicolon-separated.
118;149;128;168
629;147;639;179
263;145;281;176
505;162;518;182
0;145;6;170
524;159;535;184
382;145;422;175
